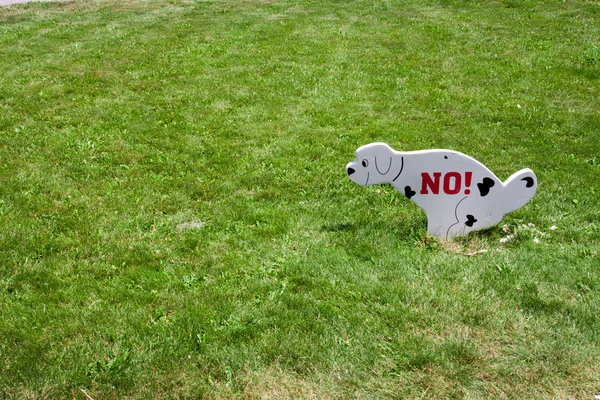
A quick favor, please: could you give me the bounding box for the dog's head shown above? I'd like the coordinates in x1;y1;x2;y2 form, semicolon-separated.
346;142;402;186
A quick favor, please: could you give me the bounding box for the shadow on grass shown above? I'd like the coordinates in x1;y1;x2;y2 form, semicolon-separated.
321;222;355;233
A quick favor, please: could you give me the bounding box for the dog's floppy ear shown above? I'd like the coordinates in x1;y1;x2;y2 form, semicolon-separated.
375;153;393;175
359;143;394;174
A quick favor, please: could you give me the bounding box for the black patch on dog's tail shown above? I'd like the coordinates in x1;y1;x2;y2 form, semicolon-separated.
521;177;534;188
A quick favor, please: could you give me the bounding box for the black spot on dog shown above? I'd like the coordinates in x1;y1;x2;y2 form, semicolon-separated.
521;177;534;188
444;155;448;159
477;177;495;197
404;186;416;199
465;214;477;227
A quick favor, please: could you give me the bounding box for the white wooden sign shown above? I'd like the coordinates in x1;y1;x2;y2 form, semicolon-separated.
346;143;537;238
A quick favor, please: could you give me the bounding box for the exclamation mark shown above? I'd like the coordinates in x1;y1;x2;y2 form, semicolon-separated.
464;172;472;194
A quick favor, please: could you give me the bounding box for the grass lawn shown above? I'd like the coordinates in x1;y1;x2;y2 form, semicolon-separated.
1;0;599;398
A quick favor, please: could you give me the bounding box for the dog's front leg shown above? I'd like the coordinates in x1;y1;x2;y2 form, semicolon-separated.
419;200;473;239
420;207;452;238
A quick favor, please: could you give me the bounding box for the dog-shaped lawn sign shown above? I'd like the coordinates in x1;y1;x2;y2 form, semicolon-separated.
346;143;537;239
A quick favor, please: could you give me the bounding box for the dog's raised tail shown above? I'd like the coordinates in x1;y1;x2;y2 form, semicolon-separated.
502;168;537;214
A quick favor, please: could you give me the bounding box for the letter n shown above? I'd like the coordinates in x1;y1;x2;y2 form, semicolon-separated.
420;172;441;194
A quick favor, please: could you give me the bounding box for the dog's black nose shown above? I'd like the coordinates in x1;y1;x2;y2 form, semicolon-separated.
347;167;355;176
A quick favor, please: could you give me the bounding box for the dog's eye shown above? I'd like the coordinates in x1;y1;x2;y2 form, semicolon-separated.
361;159;369;168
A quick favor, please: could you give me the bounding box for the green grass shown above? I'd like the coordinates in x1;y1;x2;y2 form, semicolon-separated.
1;0;599;398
